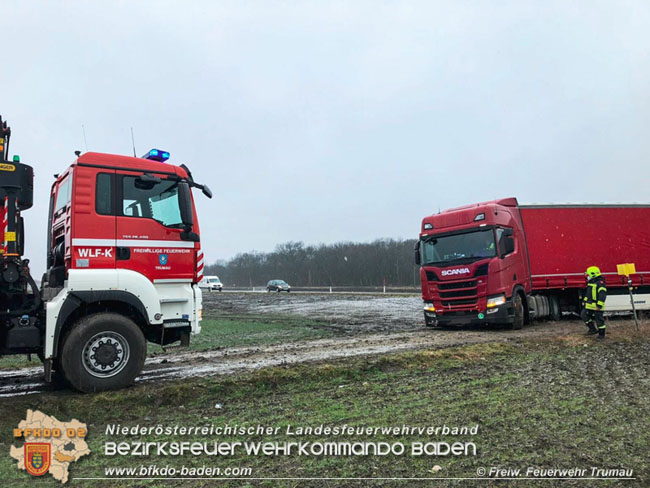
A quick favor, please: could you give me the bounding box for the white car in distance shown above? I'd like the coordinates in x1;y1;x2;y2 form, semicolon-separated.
200;276;223;292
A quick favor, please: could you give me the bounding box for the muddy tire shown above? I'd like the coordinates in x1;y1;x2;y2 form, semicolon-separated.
549;295;561;321
510;293;525;330
59;313;146;393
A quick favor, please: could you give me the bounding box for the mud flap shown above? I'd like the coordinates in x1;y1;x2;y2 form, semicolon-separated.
180;330;190;347
43;358;53;383
159;324;191;350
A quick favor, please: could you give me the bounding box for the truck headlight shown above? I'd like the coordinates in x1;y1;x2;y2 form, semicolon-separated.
423;302;436;312
486;294;506;308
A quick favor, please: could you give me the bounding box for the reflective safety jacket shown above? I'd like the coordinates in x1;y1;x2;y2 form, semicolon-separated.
583;276;607;310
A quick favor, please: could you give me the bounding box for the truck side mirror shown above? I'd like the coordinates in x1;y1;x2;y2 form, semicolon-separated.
414;241;421;266
179;182;200;242
201;184;213;199
502;235;515;256
498;228;515;257
178;182;194;227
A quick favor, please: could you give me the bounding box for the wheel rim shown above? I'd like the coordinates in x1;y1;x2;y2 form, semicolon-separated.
82;331;130;378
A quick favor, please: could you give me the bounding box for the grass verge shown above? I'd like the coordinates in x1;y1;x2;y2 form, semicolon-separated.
0;335;648;487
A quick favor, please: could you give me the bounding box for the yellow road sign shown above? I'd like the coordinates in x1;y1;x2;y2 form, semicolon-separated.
617;263;636;276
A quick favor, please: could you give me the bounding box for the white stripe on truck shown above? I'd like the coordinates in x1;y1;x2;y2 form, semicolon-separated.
72;238;195;249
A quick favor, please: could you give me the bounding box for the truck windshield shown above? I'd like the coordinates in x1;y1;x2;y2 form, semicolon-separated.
421;228;496;266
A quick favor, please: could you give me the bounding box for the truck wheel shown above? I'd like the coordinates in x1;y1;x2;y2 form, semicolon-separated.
549;296;561;321
59;313;146;393
511;294;524;330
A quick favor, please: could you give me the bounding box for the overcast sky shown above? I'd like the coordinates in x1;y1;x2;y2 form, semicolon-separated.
4;1;649;273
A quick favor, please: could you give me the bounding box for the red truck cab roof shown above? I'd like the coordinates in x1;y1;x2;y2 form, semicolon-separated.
420;197;520;236
75;152;190;179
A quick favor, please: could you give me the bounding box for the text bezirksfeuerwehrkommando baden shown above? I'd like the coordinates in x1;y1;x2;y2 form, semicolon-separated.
103;424;479;457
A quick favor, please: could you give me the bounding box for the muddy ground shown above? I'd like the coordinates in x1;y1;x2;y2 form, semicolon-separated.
1;292;644;398
205;290;425;332
203;290;594;334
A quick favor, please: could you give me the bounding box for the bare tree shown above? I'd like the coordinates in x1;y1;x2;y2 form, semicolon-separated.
204;238;419;287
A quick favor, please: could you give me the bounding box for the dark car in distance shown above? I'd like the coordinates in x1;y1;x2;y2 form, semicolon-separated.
266;280;291;292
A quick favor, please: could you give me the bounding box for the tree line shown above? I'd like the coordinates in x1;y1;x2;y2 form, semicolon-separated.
204;239;420;287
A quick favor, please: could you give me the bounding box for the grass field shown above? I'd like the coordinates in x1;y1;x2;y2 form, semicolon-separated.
1;332;648;487
0;315;337;370
151;316;338;353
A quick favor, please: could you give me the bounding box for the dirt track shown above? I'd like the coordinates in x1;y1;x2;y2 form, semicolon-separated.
0;292;629;397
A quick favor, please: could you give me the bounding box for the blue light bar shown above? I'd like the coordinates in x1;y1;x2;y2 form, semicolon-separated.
142;148;170;162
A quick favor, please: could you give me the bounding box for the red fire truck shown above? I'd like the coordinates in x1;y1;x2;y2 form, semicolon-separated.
0;115;211;391
416;198;650;329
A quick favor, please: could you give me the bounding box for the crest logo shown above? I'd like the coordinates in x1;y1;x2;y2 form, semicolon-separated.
25;443;51;476
159;254;168;265
12;409;90;483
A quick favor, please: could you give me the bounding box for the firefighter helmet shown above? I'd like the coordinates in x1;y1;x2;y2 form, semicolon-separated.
586;266;601;278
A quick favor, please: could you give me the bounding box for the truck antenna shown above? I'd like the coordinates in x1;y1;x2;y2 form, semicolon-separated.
130;127;137;157
82;124;89;152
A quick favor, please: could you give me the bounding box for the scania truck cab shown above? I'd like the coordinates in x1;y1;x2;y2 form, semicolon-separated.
416;198;527;329
0;117;212;393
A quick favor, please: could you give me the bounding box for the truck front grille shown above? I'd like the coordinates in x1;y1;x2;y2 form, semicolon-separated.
441;298;477;307
439;280;477;290
440;289;477;298
437;279;479;308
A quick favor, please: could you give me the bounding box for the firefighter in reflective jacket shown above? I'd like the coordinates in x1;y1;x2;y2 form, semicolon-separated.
580;266;607;339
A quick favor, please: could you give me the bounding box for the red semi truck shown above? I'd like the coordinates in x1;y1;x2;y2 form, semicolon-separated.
415;198;650;328
0;115;212;392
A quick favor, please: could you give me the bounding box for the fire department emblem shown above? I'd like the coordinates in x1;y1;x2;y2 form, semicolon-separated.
159;253;168;265
24;443;51;476
11;409;91;483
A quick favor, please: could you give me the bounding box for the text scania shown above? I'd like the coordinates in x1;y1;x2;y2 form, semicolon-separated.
441;268;471;276
104;441;476;457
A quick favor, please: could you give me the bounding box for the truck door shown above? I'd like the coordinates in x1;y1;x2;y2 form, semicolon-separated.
70;168;116;270
115;171;195;283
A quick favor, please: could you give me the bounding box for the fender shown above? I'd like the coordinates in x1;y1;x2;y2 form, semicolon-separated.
44;269;164;360
511;284;526;301
51;290;151;359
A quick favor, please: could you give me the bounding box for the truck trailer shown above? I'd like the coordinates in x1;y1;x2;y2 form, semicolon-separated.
416;197;650;328
0;115;212;392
